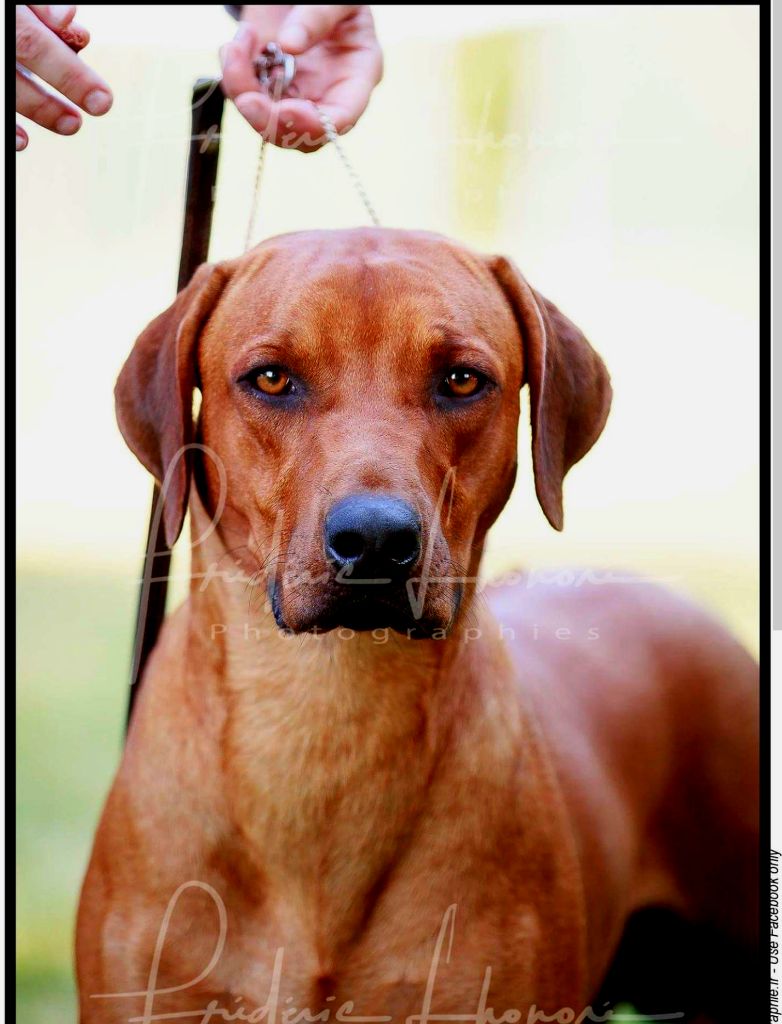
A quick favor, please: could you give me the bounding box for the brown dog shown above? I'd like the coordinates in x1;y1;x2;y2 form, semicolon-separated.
77;229;759;1023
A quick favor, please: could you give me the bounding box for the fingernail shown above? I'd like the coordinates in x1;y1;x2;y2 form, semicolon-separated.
235;23;252;43
56;114;81;135
84;89;112;116
234;94;264;129
278;25;308;51
16;131;27;152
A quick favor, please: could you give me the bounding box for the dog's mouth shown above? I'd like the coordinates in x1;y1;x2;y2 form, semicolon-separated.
269;579;461;639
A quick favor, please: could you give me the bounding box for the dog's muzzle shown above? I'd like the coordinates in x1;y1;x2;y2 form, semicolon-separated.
269;494;457;637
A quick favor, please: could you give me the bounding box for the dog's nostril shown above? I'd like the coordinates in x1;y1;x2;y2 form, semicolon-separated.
384;528;420;566
330;530;365;562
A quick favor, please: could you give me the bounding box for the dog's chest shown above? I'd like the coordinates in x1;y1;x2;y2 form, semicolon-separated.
205;747;586;1019
223;654;439;901
206;653;587;1016
205;837;584;1021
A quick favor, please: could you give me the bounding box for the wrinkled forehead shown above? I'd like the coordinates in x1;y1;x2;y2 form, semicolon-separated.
207;229;519;356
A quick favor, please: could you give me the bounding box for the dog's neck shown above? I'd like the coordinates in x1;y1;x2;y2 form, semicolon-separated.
182;494;515;952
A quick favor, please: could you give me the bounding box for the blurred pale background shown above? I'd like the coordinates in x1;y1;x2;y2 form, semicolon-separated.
17;5;758;1021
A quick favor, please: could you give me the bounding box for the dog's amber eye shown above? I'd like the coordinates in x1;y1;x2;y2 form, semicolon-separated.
253;367;292;396
441;368;484;399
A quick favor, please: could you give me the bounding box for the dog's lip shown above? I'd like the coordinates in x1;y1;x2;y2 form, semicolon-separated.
271;578;462;638
269;580;405;633
280;591;445;637
269;582;288;630
311;594;416;634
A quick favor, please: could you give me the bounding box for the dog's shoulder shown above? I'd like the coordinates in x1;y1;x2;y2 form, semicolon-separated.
486;566;756;733
486;566;749;651
488;567;757;780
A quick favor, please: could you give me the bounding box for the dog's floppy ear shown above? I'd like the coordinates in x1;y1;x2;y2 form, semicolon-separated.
115;262;230;547
488;256;612;530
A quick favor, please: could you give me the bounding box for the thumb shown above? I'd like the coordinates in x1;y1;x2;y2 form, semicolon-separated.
277;5;358;53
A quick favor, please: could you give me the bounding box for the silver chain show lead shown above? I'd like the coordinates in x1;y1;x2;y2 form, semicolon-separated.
244;43;380;251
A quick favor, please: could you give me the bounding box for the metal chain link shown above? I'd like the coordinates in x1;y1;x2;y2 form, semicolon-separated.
243;48;380;252
313;106;381;229
244;133;269;252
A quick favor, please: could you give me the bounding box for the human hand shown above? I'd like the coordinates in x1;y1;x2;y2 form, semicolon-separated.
16;5;113;151
220;5;382;152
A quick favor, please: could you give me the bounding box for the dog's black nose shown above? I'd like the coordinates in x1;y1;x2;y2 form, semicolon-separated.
324;494;421;580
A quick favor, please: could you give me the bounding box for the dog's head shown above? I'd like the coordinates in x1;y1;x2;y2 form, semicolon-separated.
116;229;610;636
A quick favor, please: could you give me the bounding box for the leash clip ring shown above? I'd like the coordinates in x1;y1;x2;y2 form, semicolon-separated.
253;42;296;94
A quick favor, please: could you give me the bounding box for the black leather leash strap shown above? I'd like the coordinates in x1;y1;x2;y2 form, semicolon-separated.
125;79;225;730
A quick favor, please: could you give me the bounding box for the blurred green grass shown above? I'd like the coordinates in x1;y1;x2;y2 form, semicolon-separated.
17;568;135;1022
16;558;755;1020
